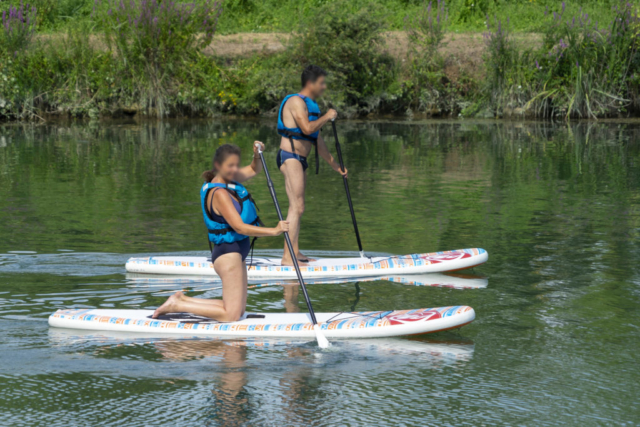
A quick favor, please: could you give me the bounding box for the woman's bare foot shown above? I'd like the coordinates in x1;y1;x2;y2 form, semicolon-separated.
152;291;184;318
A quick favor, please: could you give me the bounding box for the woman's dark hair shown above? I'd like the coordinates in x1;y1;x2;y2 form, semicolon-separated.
301;64;327;88
202;144;242;181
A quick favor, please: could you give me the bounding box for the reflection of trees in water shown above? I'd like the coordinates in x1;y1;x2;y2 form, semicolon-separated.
1;119;638;257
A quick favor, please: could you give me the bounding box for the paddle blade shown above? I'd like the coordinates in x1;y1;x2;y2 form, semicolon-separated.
314;324;331;348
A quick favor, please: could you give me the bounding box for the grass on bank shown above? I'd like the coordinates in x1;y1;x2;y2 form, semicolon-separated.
0;0;622;34
0;0;639;120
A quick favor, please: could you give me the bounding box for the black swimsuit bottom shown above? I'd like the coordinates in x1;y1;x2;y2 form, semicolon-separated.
211;238;251;264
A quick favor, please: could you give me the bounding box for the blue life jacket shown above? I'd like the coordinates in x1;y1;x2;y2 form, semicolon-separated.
201;181;261;245
277;94;321;174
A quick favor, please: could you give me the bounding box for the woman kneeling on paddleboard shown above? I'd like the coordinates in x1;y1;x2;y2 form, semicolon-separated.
153;142;289;321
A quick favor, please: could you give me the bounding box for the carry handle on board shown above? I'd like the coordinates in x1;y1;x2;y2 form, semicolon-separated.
255;143;330;349
331;119;365;258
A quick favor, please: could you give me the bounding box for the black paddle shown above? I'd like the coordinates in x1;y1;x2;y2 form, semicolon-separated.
255;143;330;348
331;120;365;258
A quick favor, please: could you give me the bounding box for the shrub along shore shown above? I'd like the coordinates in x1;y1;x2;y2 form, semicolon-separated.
0;0;639;121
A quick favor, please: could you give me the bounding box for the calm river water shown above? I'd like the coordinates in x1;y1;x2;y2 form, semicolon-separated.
0;119;638;426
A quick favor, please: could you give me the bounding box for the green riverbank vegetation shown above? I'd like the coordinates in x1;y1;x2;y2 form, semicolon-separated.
0;0;639;120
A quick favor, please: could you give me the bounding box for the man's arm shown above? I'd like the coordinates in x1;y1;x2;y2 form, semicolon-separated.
317;134;348;177
288;97;337;135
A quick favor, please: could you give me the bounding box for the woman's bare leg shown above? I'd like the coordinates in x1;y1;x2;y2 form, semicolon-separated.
152;253;247;321
176;293;225;308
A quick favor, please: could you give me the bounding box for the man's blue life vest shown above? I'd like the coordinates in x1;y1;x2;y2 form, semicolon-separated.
276;94;322;173
201;181;261;245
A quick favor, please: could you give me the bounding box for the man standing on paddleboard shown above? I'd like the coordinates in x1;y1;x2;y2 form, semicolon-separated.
276;65;347;265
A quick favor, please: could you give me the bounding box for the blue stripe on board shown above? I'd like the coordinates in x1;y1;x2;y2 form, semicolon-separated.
335;319;350;330
443;306;461;317
365;317;379;328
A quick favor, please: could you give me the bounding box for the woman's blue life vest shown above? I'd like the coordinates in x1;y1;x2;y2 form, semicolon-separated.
276;93;322;173
201;181;261;245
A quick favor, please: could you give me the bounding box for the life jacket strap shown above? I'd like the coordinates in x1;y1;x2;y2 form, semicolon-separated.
247;236;258;269
207;226;234;235
288;136;295;155
278;129;318;144
207;218;261;237
216;186;258;213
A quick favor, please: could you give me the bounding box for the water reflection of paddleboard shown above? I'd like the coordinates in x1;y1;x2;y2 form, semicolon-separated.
49;306;475;339
125;248;488;279
125;272;489;290
48;329;475;364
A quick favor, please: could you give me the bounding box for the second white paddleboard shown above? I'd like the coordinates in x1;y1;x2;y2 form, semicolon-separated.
126;248;488;279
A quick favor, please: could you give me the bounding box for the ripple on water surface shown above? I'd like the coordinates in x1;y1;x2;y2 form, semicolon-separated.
0;120;639;425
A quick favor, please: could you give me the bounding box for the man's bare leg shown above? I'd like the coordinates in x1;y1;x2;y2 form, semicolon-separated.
279;159;313;265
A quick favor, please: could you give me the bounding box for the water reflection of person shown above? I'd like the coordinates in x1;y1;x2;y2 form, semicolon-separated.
151;282;307;423
282;284;300;313
155;339;251;425
151;285;302;423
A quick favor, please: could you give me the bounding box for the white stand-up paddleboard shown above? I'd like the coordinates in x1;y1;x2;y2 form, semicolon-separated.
125;248;488;279
49;306;475;339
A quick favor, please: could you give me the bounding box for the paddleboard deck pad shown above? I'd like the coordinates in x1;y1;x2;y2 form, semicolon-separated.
49;306;475;339
125;248;488;279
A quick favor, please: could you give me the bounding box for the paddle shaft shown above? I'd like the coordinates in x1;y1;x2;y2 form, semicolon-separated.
256;148;319;325
331;120;364;257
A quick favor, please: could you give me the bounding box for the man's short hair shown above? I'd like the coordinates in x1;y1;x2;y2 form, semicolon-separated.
301;65;327;88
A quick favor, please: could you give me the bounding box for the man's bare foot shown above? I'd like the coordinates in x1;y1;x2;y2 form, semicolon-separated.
296;252;316;263
281;253;316;266
152;291;184;318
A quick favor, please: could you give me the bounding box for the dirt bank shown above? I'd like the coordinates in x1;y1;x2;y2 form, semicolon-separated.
206;31;541;78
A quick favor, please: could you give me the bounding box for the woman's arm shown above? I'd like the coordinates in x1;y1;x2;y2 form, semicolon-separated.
234;141;264;183
213;189;287;237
